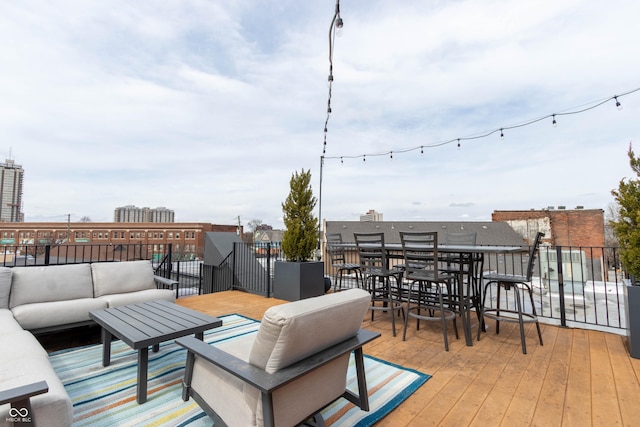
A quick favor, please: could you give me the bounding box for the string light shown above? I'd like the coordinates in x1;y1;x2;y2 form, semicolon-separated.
552;114;557;127
324;87;639;163
615;96;623;110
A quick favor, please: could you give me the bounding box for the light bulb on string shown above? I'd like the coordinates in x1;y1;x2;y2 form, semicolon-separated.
457;139;461;149
340;157;343;164
500;129;504;140
335;16;344;37
363;155;366;162
420;146;424;155
552;115;557;127
615;96;623;110
390;151;393;159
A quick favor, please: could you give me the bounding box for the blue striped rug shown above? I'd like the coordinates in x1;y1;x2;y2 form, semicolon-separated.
49;314;429;426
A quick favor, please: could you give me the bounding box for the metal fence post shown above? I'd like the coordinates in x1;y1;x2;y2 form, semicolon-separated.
266;243;272;298
44;245;51;266
556;245;567;327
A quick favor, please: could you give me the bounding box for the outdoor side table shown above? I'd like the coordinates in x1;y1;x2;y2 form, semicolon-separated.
89;300;222;404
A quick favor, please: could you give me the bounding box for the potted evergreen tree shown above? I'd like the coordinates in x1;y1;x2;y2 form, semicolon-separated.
611;144;640;358
273;169;325;301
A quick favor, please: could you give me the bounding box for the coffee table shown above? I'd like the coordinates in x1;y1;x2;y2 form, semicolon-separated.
89;300;222;403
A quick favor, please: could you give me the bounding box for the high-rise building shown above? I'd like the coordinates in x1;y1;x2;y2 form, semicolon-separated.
114;205;175;223
360;209;383;222
0;159;24;222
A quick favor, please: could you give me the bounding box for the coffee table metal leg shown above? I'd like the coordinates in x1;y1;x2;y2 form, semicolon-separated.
101;328;112;367
137;347;149;404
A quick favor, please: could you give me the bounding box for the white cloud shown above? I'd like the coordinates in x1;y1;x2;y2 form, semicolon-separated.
1;0;638;228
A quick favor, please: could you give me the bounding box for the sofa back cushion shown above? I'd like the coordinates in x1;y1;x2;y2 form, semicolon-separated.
9;264;93;308
0;267;12;309
248;288;371;374
91;260;156;297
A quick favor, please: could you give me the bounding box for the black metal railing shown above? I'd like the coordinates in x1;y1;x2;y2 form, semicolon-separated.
1;243;201;298
319;242;626;333
3;241;628;332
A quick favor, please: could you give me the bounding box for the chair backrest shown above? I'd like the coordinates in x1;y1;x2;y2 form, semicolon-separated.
400;231;439;281
445;231;477;246
249;288;372;372
354;232;387;273
524;232;545;280
326;233;347;265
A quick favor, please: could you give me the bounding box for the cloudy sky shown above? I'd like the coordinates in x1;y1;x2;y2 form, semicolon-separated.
2;0;638;228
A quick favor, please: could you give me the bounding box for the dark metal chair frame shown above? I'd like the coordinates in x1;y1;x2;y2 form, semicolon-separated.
400;231;458;351
326;233;363;292
354;232;404;337
477;232;545;354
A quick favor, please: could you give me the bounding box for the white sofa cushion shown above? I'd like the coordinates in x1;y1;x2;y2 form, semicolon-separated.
9;264;94;309
11;298;107;331
0;267;12;309
0;309;22;336
91;260;156;297
97;288;175;308
0;331;73;427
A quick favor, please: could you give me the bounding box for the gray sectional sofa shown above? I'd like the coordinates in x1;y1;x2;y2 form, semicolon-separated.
0;260;177;427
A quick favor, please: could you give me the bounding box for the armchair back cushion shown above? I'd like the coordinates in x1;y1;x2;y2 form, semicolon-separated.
249;288;371;373
9;264;94;308
91;260;156;297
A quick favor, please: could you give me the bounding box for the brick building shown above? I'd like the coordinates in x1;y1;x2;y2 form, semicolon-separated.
0;221;241;260
492;207;605;247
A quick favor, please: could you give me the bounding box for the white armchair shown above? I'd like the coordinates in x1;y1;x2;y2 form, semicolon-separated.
176;288;379;427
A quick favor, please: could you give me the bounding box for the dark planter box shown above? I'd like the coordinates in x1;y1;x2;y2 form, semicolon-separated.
273;261;325;301
624;281;640;359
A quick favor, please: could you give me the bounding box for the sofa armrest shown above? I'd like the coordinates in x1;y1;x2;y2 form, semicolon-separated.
0;381;49;424
154;275;179;289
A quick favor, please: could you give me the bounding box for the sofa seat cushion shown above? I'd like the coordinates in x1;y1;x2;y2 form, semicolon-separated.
9;264;94;309
97;288;175;308
91;260;157;297
11;298;107;331
0;267;12;310
0;309;22;336
0;331;73;427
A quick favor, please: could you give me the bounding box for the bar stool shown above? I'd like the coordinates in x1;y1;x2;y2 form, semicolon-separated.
477;232;545;354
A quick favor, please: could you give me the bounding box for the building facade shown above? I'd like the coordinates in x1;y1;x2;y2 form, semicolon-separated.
0;159;24;222
113;205;175;223
0;221;240;260
492;207;605;247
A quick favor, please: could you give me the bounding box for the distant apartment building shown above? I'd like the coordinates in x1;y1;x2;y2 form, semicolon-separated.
360;209;383;222
114;205;175;223
0;159;24;222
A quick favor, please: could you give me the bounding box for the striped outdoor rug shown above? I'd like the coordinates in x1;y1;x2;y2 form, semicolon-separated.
49;314;429;426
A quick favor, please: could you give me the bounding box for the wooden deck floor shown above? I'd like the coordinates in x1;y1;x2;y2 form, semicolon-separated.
177;291;640;427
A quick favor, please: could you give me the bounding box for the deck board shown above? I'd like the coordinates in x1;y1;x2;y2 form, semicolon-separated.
176;291;640;427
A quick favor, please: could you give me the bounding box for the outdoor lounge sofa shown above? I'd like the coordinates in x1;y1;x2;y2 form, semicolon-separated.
0;260;176;426
177;288;380;427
